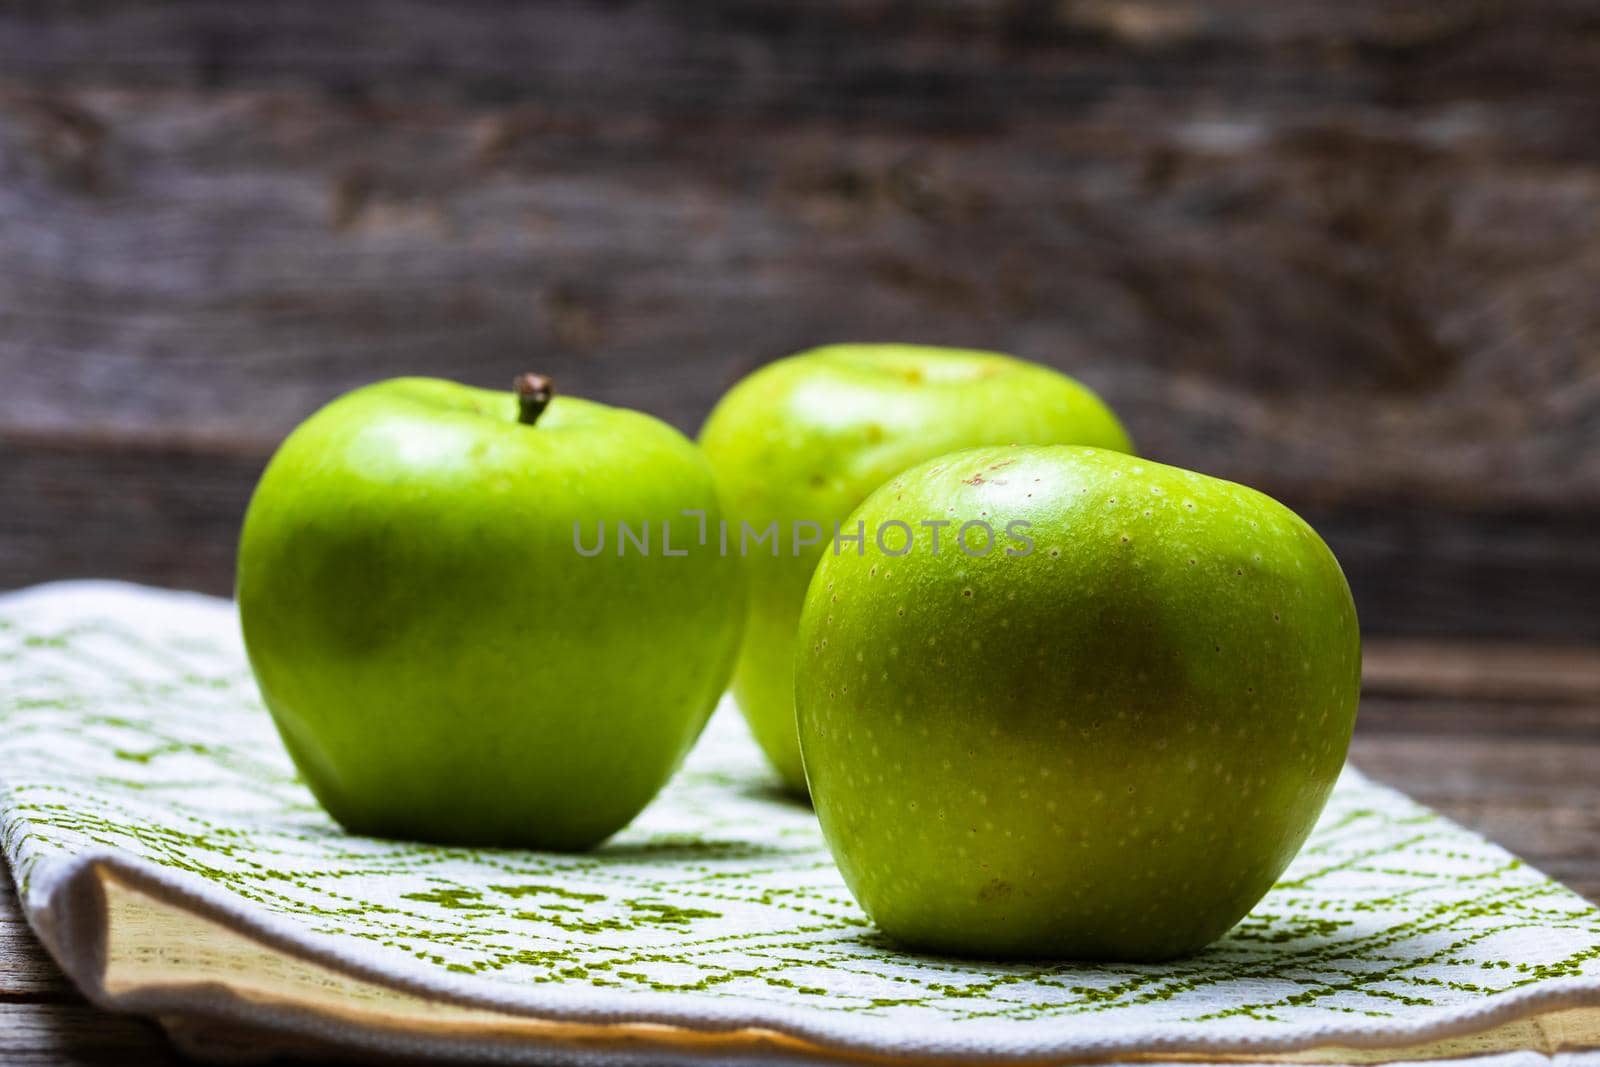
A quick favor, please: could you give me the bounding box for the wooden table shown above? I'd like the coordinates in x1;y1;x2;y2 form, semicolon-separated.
3;637;1596;1065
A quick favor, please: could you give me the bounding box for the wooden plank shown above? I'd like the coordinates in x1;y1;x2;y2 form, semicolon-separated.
1;1;1596;114
1349;733;1600;805
4;432;1599;641
0;5;1596;642
1351;641;1600;902
0;1004;181;1067
1354;695;1600;741
1278;506;1600;641
1;873;72;999
0;85;1594;636
0;433;260;598
1363;642;1600;703
0;5;1594;496
1;81;1596;510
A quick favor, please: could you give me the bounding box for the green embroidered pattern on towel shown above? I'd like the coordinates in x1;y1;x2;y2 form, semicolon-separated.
2;585;1598;1038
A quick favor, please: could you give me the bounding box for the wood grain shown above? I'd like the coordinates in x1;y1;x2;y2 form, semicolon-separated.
1;78;1595;502
0;2;1597;637
4;431;1598;642
2;878;181;1066
0;1004;182;1067
0;5;1596;1055
1363;642;1600;704
0;878;71;1000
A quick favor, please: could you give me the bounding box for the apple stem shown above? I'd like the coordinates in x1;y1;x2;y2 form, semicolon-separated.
514;373;555;425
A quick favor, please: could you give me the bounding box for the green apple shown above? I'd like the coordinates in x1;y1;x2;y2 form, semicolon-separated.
795;445;1360;960
237;375;744;850
699;345;1132;794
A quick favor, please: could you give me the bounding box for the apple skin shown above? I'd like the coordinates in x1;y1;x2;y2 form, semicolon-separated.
699;345;1132;794
237;377;744;850
795;445;1360;961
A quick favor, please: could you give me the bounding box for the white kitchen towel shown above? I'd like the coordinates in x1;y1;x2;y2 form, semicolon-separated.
1;581;1598;1065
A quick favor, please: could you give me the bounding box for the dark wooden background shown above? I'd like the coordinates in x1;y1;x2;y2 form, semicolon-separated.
1;7;1598;1061
1;0;1598;639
